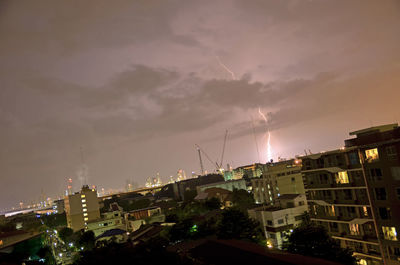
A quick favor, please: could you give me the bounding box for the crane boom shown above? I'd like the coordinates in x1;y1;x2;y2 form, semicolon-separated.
219;130;228;169
197;146;204;175
195;144;219;171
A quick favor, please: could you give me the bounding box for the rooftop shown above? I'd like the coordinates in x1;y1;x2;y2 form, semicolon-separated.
170;239;342;265
349;123;398;136
96;229;126;240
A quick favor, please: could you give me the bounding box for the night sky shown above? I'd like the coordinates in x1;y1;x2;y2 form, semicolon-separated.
1;0;399;210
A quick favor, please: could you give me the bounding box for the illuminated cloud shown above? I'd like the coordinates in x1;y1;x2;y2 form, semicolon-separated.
0;0;399;209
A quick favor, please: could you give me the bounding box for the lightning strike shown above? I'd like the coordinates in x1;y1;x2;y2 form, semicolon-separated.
216;56;237;80
258;107;273;162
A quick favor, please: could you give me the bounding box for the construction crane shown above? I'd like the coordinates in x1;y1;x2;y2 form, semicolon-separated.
196;145;204;175
195;129;229;175
195;144;220;173
218;130;228;169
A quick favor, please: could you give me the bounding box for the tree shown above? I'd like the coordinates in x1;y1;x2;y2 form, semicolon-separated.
204;197;221;210
42;213;67;228
217;208;263;243
169;218;194;242
78;230;96;251
183;189;197;203
37;246;56;265
58;227;74;243
231;188;255;211
285;223;355;265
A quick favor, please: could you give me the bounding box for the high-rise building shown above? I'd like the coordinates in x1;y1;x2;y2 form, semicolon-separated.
301;124;400;265
64;185;100;231
252;159;304;205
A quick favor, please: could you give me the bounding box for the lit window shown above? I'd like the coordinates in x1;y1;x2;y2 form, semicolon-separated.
0;239;3;246
81;194;86;198
359;259;367;265
83;208;87;212
382;226;397;241
84;217;88;221
336;171;349;184
330;205;335;216
363;206;369;217
81;199;86;203
365;148;379;162
82;204;87;207
83;213;88;217
349;224;360;235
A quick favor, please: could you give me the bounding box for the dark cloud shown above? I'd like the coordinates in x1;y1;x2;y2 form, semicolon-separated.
0;0;399;210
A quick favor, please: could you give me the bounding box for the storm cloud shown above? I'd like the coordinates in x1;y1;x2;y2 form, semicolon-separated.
0;0;399;210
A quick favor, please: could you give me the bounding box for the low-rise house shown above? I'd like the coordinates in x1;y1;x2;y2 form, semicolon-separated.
124;206;164;232
86;210;125;237
248;194;308;249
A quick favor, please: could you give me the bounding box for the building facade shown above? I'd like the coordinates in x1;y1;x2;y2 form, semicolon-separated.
252;159;304;205
224;163;266;181
86;210;125;237
301;124;400;265
64;185;100;231
248;194;308;249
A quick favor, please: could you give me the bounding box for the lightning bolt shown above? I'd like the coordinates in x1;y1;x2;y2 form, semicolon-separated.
216;56;237;80
258;107;273;162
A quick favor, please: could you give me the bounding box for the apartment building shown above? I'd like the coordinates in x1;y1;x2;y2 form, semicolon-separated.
252;159;304;205
64;185;100;231
301;124;400;265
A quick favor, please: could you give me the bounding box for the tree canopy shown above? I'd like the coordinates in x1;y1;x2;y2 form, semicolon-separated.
285;223;356;265
216;208;263;243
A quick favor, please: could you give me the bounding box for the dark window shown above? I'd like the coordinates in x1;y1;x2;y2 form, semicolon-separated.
286;202;294;208
394;247;400;257
379;207;391;220
386;146;398;160
375;188;387;200
269;233;276;239
277;219;284;224
267;220;273;226
320;174;328;184
295;215;303;221
348;152;359;165
370;168;383;181
396;188;400;200
343;190;352;200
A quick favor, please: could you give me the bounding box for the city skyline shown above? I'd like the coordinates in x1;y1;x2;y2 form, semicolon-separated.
1;0;400;210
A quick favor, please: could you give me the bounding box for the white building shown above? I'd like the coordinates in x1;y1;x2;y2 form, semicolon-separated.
248;194;308;249
86;210;125;237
